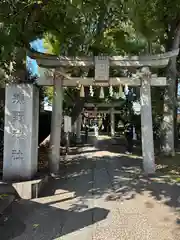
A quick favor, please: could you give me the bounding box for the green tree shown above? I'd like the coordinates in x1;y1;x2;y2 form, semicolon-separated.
126;0;180;154
2;0;180;154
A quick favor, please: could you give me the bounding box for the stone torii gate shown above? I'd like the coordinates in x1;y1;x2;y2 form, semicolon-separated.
3;50;179;181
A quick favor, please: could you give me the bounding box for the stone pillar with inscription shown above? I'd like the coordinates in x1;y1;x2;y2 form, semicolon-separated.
3;84;39;181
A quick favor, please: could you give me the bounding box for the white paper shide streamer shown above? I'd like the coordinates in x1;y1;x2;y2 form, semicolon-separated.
80;85;85;97
99;86;104;98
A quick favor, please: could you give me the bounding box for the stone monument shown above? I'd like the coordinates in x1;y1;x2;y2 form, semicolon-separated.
3;84;39;181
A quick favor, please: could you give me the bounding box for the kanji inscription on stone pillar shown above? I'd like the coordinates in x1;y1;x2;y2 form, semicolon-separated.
3;84;39;181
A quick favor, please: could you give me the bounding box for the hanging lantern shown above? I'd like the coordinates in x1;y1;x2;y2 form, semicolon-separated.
99;86;104;99
109;85;113;97
80;85;85;97
89;85;94;97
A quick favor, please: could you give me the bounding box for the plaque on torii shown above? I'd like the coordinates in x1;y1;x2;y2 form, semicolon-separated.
94;56;109;82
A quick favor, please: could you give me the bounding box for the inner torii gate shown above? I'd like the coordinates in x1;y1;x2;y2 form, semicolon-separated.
83;102;126;137
3;50;179;181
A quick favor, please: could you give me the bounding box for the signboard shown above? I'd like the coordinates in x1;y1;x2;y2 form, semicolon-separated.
64;116;72;132
95;56;109;81
151;77;167;86
132;101;141;115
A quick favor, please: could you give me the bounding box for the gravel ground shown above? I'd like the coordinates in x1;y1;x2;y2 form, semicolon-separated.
0;137;180;240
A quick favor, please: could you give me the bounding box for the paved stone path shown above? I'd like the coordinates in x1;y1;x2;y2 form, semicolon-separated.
1;136;180;239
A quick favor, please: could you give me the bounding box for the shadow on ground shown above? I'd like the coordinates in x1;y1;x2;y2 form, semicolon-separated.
41;152;180;211
95;137;142;156
1;137;180;239
0;198;109;240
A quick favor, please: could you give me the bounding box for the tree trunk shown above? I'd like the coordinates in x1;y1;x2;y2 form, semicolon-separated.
161;22;180;155
71;96;89;124
40;93;87;147
40;6;108;147
12;48;27;83
174;77;179;148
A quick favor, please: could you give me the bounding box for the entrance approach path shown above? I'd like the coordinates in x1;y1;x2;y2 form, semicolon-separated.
1;136;180;240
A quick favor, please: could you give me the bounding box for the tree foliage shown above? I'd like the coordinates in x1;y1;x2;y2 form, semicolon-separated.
1;0;180;150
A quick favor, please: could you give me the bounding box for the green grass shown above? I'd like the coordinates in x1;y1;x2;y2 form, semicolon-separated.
155;153;180;182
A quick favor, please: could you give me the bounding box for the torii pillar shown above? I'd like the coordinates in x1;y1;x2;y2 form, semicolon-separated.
140;67;155;174
49;76;63;175
76;114;82;143
110;108;115;137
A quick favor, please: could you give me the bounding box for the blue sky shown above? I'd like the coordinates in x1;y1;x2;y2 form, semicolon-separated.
26;39;45;77
27;39;51;104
